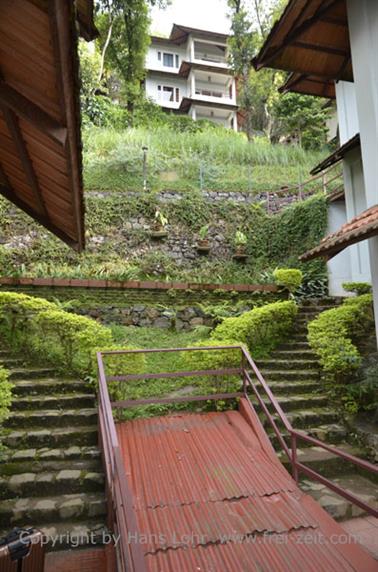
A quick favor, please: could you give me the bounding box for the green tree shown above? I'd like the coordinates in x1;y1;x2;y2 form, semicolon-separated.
273;93;329;149
95;0;151;120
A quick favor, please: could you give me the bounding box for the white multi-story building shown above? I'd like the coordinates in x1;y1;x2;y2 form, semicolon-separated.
145;24;238;130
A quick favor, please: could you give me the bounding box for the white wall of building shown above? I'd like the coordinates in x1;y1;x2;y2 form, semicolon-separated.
146;42;186;75
347;0;378;347
145;32;237;130
327;201;352;296
145;74;187;109
335;81;359;145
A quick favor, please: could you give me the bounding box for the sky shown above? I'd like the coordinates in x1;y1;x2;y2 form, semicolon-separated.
150;0;231;36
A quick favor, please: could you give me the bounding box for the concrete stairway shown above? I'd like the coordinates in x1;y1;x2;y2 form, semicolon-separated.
254;299;378;521
0;349;107;550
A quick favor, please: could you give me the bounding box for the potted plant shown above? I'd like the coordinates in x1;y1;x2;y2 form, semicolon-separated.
196;224;211;254
233;230;248;261
150;209;168;239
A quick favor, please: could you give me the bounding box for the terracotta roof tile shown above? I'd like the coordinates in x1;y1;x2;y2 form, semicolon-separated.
300;205;378;261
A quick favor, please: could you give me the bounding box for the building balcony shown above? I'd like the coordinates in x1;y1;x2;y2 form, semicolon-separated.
192;88;236;106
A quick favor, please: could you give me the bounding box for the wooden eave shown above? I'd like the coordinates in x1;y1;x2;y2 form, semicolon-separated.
280;72;336;99
178;61;233;79
179;97;238;113
253;0;353;83
310;134;360;175
0;0;97;251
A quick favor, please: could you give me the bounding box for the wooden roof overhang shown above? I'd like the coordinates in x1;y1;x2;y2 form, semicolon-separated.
0;0;98;251
253;0;353;96
310;133;360;175
300;205;378;261
178;61;233;79
179;97;238;113
280;72;336;98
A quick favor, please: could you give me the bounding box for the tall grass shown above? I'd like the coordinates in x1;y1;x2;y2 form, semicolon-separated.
83;126;327;194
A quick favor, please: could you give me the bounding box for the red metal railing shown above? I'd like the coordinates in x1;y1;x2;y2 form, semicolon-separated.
97;345;378;570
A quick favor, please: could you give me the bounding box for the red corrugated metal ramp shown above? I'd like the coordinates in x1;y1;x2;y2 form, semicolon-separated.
117;398;377;572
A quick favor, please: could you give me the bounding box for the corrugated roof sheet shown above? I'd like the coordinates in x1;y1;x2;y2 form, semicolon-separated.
116;400;377;571
300;204;378;261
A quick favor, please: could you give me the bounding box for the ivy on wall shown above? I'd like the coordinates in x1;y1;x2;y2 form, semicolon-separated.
0;193;328;285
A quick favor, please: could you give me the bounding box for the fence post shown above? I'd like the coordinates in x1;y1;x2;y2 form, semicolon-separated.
142;146;148;191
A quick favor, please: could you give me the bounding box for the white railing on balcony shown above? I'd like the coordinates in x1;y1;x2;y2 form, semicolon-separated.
194;52;227;65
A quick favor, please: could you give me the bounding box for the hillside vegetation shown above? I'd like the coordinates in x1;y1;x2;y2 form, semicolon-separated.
83;125;327;194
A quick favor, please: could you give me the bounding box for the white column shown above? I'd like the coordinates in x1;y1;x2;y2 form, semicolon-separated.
189;36;195;62
231;78;237;104
191;106;197;121
347;0;378;347
190;71;196;98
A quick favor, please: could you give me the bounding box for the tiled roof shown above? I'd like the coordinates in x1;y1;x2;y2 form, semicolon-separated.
116;399;377;571
301;205;378;261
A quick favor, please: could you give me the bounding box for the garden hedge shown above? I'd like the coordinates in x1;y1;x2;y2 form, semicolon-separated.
210;300;298;358
307;294;374;375
0;292;145;378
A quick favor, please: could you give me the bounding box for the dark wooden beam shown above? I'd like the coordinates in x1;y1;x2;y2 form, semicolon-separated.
48;0;85;252
292;41;349;57
0;183;79;251
319;16;348;27
1;105;48;219
336;54;352;82
0;81;67;146
256;0;343;69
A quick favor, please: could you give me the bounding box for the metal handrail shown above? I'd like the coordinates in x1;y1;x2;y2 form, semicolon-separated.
97;345;378;571
97;352;148;572
240;346;378;517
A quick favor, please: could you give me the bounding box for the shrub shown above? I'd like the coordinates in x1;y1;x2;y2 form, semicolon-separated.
211;300;298;358
183;339;245;370
0;292;114;376
99;346;146;402
307;294;374;376
0;365;12;425
273;268;303;294
342;282;372;296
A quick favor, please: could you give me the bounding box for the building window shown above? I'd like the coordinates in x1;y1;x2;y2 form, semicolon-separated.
175;88;180;102
175;54;179;68
158;51;161;61
162;86;174;102
163;53;174;67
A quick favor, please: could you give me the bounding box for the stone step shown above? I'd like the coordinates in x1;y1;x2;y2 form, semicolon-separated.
3;426;98;449
8;367;56;380
250;393;329;412
265;380;321;395
0;469;104;500
11;378;93;396
2;445;100;463
0;356;24;367
278;341;310;350
268;424;348;450
270;350;317;360
278;444;363;477
259;369;320;381
0;493;106;528
256;359;319;371
301;474;378;521
263;408;340;431
4;408;98;429
0;456;101;477
11;393;96;411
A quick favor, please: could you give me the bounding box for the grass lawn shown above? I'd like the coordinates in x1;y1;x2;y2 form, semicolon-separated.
107;324;241;420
